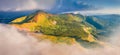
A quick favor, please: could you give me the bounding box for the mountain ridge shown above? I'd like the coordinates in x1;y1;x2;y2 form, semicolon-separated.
10;11;97;43
9;10;120;47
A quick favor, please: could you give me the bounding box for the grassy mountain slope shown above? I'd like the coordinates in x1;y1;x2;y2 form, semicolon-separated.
9;11;97;44
9;11;120;48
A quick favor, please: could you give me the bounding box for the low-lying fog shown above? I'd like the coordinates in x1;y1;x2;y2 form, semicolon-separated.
0;24;120;55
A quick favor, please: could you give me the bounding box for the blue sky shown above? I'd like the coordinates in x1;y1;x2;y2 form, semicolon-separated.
0;0;119;13
80;0;120;8
51;0;120;13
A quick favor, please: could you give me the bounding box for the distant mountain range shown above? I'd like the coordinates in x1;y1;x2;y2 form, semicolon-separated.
0;10;36;23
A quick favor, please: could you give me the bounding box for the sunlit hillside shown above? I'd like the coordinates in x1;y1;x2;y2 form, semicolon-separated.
10;11;97;45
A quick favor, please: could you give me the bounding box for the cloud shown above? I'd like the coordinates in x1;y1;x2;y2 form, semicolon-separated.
0;24;38;55
36;0;56;10
1;24;120;55
0;0;56;11
0;24;87;55
63;8;120;15
109;26;120;46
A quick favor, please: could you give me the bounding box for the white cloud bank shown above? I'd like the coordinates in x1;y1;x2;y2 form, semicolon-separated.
1;24;120;55
0;0;56;11
63;8;120;15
